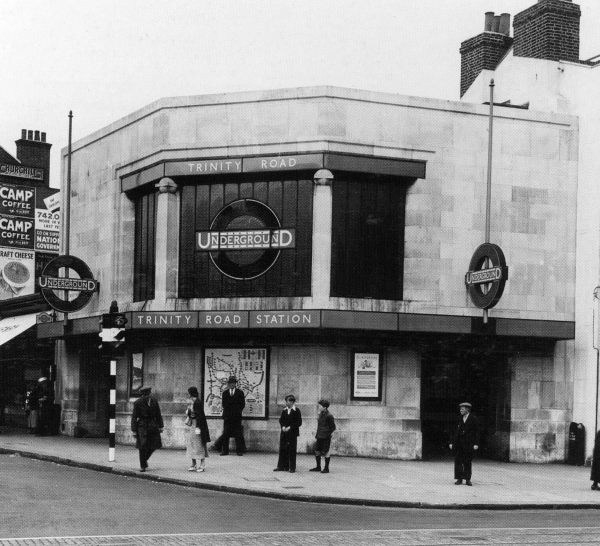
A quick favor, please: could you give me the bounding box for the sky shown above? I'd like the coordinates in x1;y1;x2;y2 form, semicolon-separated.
2;0;600;188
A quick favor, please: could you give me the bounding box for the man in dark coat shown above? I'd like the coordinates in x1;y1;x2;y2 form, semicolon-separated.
220;376;245;456
449;402;480;486
274;394;302;473
131;386;164;472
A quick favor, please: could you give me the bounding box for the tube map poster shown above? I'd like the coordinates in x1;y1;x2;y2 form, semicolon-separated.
203;348;267;419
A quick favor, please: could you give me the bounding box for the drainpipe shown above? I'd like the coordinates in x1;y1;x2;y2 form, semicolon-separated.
594;287;600;435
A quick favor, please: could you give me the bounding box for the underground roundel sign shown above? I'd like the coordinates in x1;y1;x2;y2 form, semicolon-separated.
196;199;295;280
39;255;98;313
465;243;508;309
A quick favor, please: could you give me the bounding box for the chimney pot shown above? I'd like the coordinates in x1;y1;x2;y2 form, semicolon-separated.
499;13;511;36
21;129;26;139
41;132;46;143
484;12;494;31
34;130;40;141
27;130;33;140
492;15;501;33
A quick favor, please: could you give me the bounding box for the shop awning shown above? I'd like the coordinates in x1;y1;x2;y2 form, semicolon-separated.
0;313;38;346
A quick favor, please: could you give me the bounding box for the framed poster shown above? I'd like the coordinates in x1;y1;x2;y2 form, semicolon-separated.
203;347;269;419
351;352;382;401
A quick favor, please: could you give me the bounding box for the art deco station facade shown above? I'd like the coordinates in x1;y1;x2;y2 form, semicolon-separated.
41;86;577;461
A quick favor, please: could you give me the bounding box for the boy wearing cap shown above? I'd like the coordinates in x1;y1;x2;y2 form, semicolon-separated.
449;402;480;486
310;399;336;473
220;376;246;456
274;394;302;473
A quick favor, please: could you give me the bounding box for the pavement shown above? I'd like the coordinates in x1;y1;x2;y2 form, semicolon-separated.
1;429;600;509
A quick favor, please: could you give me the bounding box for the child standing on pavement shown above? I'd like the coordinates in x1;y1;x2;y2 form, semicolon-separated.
273;394;302;473
310;399;336;474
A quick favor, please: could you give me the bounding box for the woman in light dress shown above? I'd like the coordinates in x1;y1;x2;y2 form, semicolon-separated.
185;386;210;472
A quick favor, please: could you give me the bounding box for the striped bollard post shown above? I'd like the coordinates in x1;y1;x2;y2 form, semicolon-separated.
109;358;116;461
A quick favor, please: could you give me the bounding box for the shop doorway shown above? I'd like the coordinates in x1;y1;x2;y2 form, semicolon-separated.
420;338;510;460
77;345;110;437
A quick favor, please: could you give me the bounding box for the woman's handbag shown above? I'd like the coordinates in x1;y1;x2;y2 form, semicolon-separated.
184;415;193;427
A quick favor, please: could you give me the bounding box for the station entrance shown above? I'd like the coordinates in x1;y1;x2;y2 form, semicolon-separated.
420;337;511;460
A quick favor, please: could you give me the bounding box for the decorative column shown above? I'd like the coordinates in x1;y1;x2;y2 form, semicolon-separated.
154;177;180;301
311;169;334;306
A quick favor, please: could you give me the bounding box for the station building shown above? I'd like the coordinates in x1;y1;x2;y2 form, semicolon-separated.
39;78;579;462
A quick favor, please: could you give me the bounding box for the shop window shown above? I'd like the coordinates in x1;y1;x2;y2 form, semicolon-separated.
133;192;157;301
331;176;405;299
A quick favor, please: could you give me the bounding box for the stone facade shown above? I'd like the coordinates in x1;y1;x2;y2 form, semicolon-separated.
54;86;578;460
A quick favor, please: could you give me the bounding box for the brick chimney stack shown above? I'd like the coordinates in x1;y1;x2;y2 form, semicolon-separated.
513;0;581;62
15;128;52;186
459;12;513;97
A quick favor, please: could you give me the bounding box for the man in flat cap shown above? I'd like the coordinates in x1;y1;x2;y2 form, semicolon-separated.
449;402;480;486
220;376;246;456
131;386;164;472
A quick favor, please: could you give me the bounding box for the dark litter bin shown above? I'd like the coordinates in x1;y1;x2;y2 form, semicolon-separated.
567;422;585;466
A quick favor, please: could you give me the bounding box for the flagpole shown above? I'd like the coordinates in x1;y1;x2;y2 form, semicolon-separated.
483;80;494;324
63;111;73;327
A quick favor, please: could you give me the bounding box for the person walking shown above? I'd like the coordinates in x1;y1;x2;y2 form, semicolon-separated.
220;376;246;456
273;394;302;473
449;402;480;486
25;383;38;433
310;399;336;474
185;386;210;472
36;377;54;436
590;430;600;490
131;386;164;472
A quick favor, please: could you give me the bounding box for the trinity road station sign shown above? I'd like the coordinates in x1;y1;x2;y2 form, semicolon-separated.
39;254;98;313
465;243;508;309
197;199;295;280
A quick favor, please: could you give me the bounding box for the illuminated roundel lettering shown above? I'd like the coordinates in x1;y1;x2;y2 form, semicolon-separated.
196;199;295;280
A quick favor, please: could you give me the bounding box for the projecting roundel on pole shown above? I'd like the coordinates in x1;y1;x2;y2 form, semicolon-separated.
465;243;508;309
39;255;98;313
196;199;295;280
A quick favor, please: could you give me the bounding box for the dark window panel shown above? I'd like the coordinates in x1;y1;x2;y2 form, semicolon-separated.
331;176;405;300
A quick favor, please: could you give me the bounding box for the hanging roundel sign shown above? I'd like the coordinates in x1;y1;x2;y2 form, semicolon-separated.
196;199;295;280
465;243;508;309
39;255;98;313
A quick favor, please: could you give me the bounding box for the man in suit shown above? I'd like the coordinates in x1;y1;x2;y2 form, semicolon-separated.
449;402;479;486
131;386;164;472
274;394;302;473
220;376;245;456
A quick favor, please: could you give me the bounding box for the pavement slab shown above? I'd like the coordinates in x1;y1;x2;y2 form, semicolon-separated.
1;430;600;508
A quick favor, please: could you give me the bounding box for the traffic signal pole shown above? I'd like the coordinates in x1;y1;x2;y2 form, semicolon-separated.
109;359;116;462
98;301;127;462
